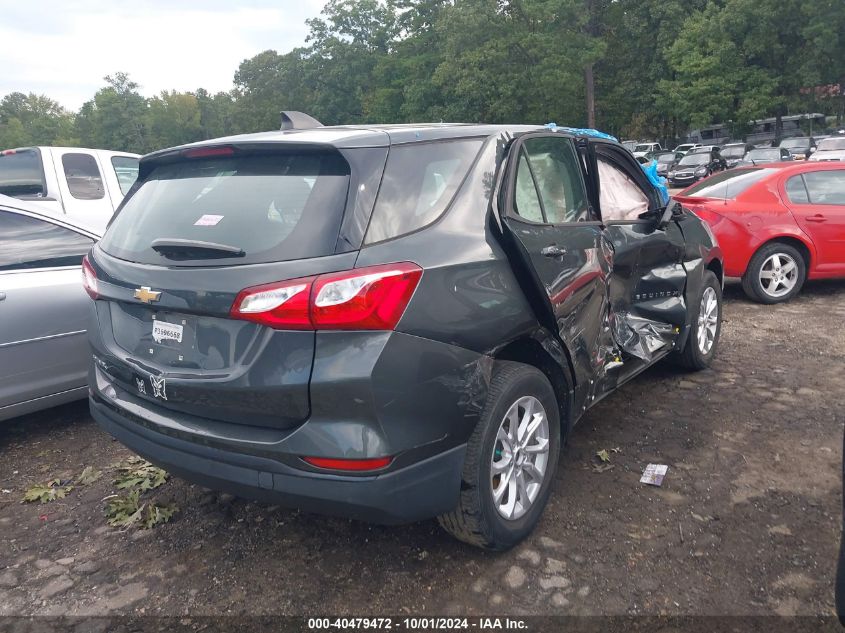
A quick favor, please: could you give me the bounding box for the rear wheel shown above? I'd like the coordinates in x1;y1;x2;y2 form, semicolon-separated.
677;270;722;370
741;242;806;304
438;362;561;550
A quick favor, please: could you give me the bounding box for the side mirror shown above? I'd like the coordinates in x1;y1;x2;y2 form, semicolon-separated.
640;199;681;230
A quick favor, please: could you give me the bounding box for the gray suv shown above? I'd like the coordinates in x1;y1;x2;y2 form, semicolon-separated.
85;119;723;549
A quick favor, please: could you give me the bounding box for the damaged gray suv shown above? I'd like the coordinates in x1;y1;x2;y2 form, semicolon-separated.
85;118;723;550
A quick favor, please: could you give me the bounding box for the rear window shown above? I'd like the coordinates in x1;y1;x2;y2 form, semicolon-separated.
62;153;105;200
111;156;139;195
0;149;46;198
364;139;483;244
99;151;350;266
682;168;776;199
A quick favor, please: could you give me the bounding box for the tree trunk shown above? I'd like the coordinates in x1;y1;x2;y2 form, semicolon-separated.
585;63;595;128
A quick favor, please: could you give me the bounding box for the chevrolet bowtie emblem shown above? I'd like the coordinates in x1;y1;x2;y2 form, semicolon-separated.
134;286;161;304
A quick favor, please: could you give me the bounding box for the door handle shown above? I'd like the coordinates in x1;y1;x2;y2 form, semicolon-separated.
806;214;826;223
541;245;567;258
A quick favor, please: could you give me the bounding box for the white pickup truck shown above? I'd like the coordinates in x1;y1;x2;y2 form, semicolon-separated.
0;146;140;230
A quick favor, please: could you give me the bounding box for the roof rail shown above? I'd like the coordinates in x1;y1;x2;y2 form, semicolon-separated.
280;111;324;131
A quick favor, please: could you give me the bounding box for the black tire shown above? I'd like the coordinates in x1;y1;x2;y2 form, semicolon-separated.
741;241;806;304
437;361;561;550
677;270;722;370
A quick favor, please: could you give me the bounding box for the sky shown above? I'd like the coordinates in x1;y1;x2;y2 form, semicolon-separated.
0;0;328;111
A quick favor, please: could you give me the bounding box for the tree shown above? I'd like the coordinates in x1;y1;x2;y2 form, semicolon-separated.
661;0;845;142
75;73;148;153
0;92;76;148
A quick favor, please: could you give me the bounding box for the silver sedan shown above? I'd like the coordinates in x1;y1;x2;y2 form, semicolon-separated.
0;195;101;421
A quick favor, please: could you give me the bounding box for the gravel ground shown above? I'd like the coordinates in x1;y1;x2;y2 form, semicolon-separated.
1;279;843;617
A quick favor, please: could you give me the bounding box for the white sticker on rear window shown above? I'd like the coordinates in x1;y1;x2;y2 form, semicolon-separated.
194;214;223;226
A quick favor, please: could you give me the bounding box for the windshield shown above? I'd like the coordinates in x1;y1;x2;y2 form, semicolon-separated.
817;138;845;151
780;138;810;150
656;154;676;164
677;154;710;166
746;149;779;161
682;168;776;199
634;144;654;152
100;151;351;266
721;146;746;158
0;148;47;197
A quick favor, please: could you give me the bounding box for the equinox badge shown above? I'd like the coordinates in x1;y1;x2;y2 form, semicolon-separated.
134;286;161;304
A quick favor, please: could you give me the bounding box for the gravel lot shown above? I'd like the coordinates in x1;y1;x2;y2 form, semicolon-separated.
1;280;843;617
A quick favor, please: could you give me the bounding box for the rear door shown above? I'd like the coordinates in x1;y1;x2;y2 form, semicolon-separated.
50;149;115;227
0;209;95;411
581;139;686;384
499;133;613;404
784;169;845;273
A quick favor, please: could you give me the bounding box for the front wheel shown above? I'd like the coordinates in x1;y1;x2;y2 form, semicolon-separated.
741;242;806;304
438;362;561;550
677;270;722;370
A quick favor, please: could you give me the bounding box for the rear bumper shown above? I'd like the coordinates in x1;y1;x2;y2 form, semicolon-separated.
91;393;466;524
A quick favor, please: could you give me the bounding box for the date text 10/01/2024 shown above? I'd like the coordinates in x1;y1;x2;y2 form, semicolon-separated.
307;618;529;630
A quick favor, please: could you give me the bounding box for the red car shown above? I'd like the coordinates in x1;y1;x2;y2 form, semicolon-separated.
674;162;845;303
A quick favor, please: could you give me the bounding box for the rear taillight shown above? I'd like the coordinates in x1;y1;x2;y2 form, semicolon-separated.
301;455;393;471
230;276;314;329
81;255;99;300
230;262;423;331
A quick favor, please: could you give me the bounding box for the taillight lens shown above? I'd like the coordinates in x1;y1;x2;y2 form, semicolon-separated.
301;455;393;471
229;262;422;331
230;276;314;329
312;263;422;330
81;255;99;300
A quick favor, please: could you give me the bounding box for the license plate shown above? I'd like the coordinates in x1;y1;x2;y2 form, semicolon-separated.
152;321;183;344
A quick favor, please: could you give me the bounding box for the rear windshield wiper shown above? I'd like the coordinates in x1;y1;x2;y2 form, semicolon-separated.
151;238;245;260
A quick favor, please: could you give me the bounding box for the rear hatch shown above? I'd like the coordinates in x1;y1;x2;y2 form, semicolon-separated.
90;145;373;430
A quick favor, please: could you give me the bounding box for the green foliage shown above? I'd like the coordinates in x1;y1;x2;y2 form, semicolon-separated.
22;479;73;504
113;456;168;491
2;0;842;151
75;466;102;486
104;489;178;529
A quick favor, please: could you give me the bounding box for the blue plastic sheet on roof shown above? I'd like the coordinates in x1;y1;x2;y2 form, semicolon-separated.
642;159;670;204
544;122;618;142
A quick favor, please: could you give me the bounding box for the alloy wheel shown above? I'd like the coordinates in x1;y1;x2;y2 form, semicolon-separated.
697;286;719;355
490;396;550;521
759;253;798;298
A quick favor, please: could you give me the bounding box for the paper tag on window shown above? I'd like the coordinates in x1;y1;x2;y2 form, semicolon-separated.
640;464;668;486
194;214;223;226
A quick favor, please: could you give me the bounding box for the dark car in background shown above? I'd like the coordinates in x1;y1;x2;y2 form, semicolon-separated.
85;118;723;550
778;137;816;161
667;151;722;186
721;143;754;168
735;147;793;167
654;150;684;177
